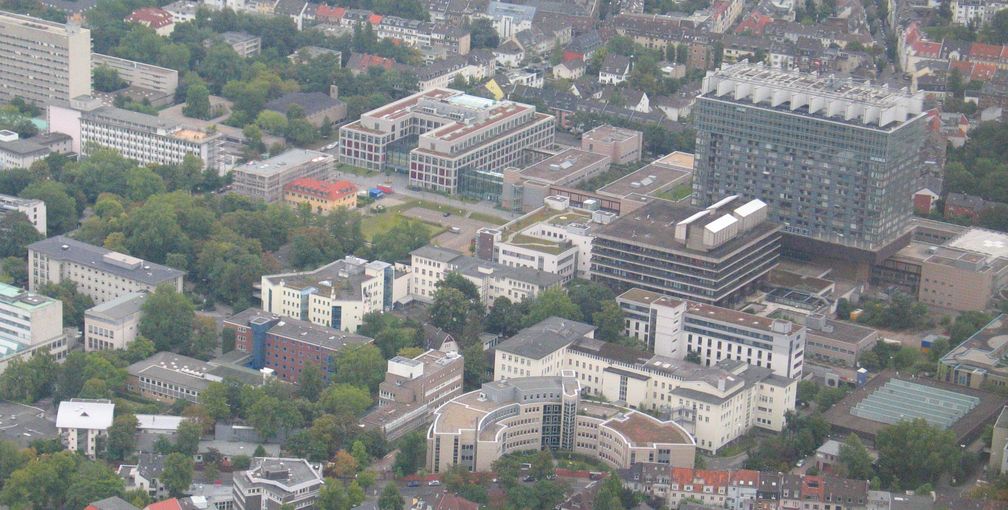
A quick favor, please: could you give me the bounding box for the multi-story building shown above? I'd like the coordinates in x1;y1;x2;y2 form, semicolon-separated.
224;307;373;383
338;88;554;198
282;177;357;213
28;236;184;305
0;282;69;374
233;457;324;510
500;148;611;213
592;196;781;306
410;245;564;305
0;11;91;106
126;352;267;403
493;316;797;452
692;63;928;263
83;292;146;352
617;288;806;379
232;149;334;203
260;256;400;332
939;314;1008;389
0;131;73;170
581;125;643;165
803;314;878;382
0;194;46;234
218;31;261;57
361;349;464;439
951;0;1008;26
124;7;175;36
990;407;1008;475
56;399;114;458
426;373;697;472
91;53;178;96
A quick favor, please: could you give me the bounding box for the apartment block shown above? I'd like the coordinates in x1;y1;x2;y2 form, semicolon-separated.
361;349;464;439
233;457;324;510
500;148;611;213
224;307;373;383
581;124;643;165
410;245;564;305
426;373;696;472
0;282;68;374
56;399;114;458
617;288;806;379
218;31;261;57
0;194;46;234
283;177;357;213
338;88;554;198
493;316;797;453
0;11;92;106
92;53;179;96
232;149;334;203
693;63;927;262
28;236;184;305
83;292;146;352
951;0;1008;26
260;255;400;333
0;131;73;170
126;352;266;403
592;196;780;307
477;209;604;282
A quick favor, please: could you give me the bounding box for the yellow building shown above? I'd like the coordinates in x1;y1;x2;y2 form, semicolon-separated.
283;177;357;213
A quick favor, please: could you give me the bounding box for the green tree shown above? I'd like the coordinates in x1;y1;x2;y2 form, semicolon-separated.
875;418;961;488
320;383;372;417
123;200;190;264
106;413;139;461
593;475;625;510
392;431;426;476
175;419;203;456
139;284;195;351
463;342;488;390
983;10;1008;44
815;386;849;412
200;381;231;421
93;65;126;92
378;483;405;510
0;213;42;258
492;455;521;487
469;18;499;49
524;288;582;326
319;478;351;510
369;219;431;263
65;460;126;510
256;110;289;135
485;296;523;336
188;315;218;360
125;166;166;201
299;362;326;400
38;281;94;328
183;82;213;120
19;180;77;234
334;344;386;392
0;352;57;402
837;433;874;480
429;287;474;339
592;301;625;342
0;450;79;508
0;440;30;491
530;449;554;480
567;279;615;321
162;452;195;497
350;440;370;467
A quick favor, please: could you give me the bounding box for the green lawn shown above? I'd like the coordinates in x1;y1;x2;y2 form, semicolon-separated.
334;163;378;177
468;211;509;225
656;181;693;202
360;210;445;241
411;200;467;217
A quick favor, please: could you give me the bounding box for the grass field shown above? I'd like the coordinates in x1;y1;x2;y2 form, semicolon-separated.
360;208;445;241
468;211;509;225
334;163;378;177
656;181;693;202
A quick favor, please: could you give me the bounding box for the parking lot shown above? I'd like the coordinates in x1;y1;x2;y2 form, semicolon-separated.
406;207;496;252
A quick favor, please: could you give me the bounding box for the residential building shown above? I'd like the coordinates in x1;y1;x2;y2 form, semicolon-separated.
581;125;643;165
232;457;324;510
412;53;494;91
125;7;175;36
426;373;697;472
283;178;357;213
83;292;146;352
263;91;347;128
477;208;603;281
0;132;73;170
118;452;169;500
803;314;878;382
217;31;261;57
28;236;184;305
591;196;781;306
57;398;114;458
410;245;564;305
223;307;373;383
259;255;401;332
232;149;334;203
92;53;178;96
86;497;141;510
599;54;631;84
0;282;69;374
500;148;611;213
483;1;535;39
0;194;46;234
493;316;797;452
951;0;1008;26
126;352;267;403
338;88;554;199
612;14;714;71
990;406;1008;474
617;288;806;379
693;63;928;263
0;11;92;106
361;349;464;439
162;0;199;23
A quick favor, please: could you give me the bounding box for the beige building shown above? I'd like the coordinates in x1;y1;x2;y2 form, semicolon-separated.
56;399;114;458
84;292;146;352
232;149;334;203
0;194;46;234
28;236;184;305
92;53;179;96
126;352;266;404
581;125;643;165
803;314;879;382
0;11;91;106
426;373;696;473
0;282;68;374
500;148;611;213
939;314;1008;389
990;407;1008;475
362;349;464;439
477;209;602;283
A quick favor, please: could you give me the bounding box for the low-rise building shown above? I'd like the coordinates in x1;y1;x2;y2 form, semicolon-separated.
990;406;1008;475
283;178;357;213
28;236;184;305
217;31;261;57
0;132;73;170
263;91;347;128
939;314;1008;389
118;452;169;500
92;54;179;96
57;398;114;458
125;7;175;35
84;292;146;352
232;149;334;203
410;245;564;305
500;149;611;213
581;125;643;165
126;352;266;403
477;208;602;282
361;349;464;439
233;457;324;510
224;307;373;383
599;54;631;84
803;314;878;382
0;194;46;234
0;282;69;374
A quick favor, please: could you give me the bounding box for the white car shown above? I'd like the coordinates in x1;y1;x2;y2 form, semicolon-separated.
428;480;441;486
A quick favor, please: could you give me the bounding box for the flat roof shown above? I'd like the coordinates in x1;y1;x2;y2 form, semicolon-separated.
946;228;1008;259
29;236;184;286
599;409;694;446
596;158;692;199
516;148;608;183
582;124;641;143
0;282;58;311
0;401;57;447
806;318;876;345
236;149;332;177
226;307;373;351
0;10;82;34
495;317;595;359
56;399;114;430
85;292;146;321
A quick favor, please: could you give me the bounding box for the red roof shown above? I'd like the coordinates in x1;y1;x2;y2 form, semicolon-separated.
144;499;183;510
435;494;480;510
347;53;395;72
970;42;1003;59
670;467;732;489
368;13;383;24
316;4;346;19
735;12;772;35
730;469;760;487
125;7;174;28
284;178;357;201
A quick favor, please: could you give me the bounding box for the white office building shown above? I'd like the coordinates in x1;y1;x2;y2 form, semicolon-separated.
0;282;69;374
56;398;115;458
84;292;146;352
0;194;46;234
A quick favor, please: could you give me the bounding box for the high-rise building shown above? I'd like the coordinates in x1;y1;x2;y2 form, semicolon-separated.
0;11;92;106
0;194;46;234
692;63;928;262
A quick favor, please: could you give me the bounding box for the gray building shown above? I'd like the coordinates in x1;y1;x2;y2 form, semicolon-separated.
0;11;92;106
692;63;928;263
232;149;334;203
233;457;324;510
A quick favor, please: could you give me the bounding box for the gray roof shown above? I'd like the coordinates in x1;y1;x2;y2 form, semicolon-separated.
0;138;49;156
412;245;463;263
200;439;280;457
225;307;373;351
411;245;564;288
82;105;176;131
127;351;266;390
495;316;595;359
29;236;185;286
87;496;141;510
220;31;259;44
242;457;323;489
264;92;345;116
236;149;332;177
85;292;147;321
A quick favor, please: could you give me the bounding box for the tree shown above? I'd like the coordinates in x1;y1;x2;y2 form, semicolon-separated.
329;450;359;478
983;10;1008;44
139;284;195;351
530;449;554;481
378;483;405;510
125;166;166;201
0;440;29;491
93;65;126;92
247;395;304;440
183;82;212;120
369;219;432;263
299;362;325;400
38;281;94;328
106;413;139;461
188;315;219;360
0;352;57;402
485;297;523;336
201;381;231;421
334;344;385;392
429;287;474;339
463;342;488;390
65;460;126;510
319;478;351;510
567;280;615;321
319;383;372;417
492;455;521;488
0;451;79;508
19;180;77;234
256;110;288;135
350;440;370;468
837;433;873;480
593;475;625;510
592;301;625;342
392;431;426;476
875;418;960;489
797;380;819;404
175;420;203;456
469;18;499;49
162;452;194;497
814;386;849;412
524;288;582;326
0;213;42;258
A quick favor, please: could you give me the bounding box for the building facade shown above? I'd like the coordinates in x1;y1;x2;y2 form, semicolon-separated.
692;63;927;261
232;149;334;203
0;194;46;234
500;148;611;213
361;349;464;439
581;125;643;165
410;245;564;305
233;457;324;510
83;292;146;352
0;282;69;374
56;399;114;458
283;177;357;213
126;352;266;403
0;11;92;106
28;236;184;305
939;314;1008;389
92;53;179;96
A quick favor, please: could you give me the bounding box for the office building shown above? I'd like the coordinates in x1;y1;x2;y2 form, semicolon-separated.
361;349;464;439
0;11;92;106
939;314;1008;389
410;245;564;305
28;236;184;305
233;457;324;510
283;178;357;213
500;148;611;213
223;307;373;383
126;352;266;403
426;373;696;472
263;91;347;128
218;31;261;57
260;255;401;332
92;53;178;96
803;314;878;382
0;132;73;170
83;292;146;352
0;194;46;234
56;399;114;458
493;316;796;452
338;88;554;198
0;282;69;374
581;125;643;165
617;288;806;379
592;196;780;306
232;149;334;203
693;63;928;262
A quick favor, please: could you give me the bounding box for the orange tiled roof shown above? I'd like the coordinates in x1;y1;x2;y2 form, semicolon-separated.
284;178;357;201
670;467;733;489
316;4;346;18
126;7;174;28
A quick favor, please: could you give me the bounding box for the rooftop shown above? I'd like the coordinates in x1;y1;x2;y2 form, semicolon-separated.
236;149;333;177
225;307;373;351
283;178;357;201
410;245;565;288
0;282;58;311
56;398;114;430
600;409;694;446
495;316;596;359
29;236;185;286
264;92;345;116
596;155;693;199
262;256;384;300
514;148;609;183
0;400;57;447
243;457;323;491
805;317;876;345
127;351;266;390
582;124;640;144
0;10;85;35
85;292;146;322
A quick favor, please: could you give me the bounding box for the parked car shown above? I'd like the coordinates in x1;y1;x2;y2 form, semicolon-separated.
407;481;420;487
428;480;441;486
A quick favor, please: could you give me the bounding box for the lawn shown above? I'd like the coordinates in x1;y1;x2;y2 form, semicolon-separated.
360;209;445;241
411;199;467;217
334;163;378;177
656;181;693;202
468;211;509;225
